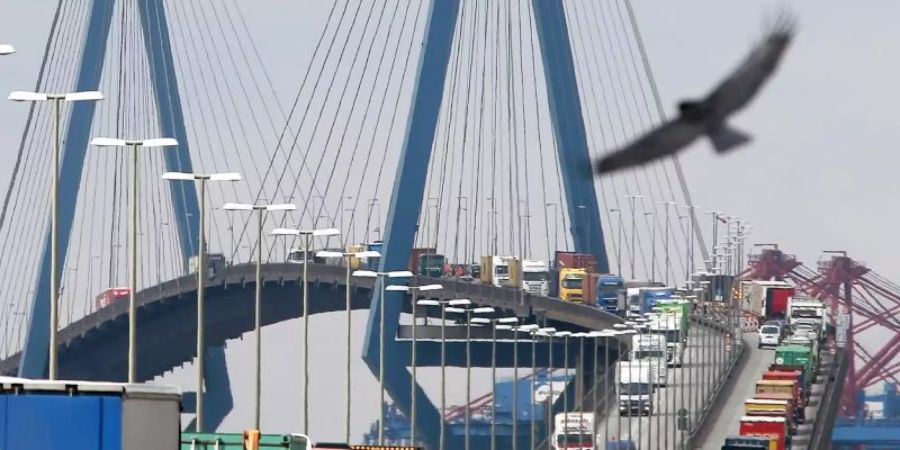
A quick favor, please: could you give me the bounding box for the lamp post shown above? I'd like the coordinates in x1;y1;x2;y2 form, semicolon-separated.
220;202;296;429
608;208;623;274
163;171;241;431
351;269;414;444
419;298;472;450
663;202;676;285
554;331;572;446
593;330;618;449
449;305;495;450
515;323;542;450
91;137;178;383
313;249;382;441
536;327;556;449
9;89;104;380
386;283;443;446
472;316;521;450
625;195;644;279
270;226;340;434
644;211;656;282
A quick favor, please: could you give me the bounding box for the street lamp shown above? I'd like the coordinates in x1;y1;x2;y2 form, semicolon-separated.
92;137;178;383
163;171;241;431
555;331;572;447
536;326;556;448
315;249;381;442
418;298;471;450
9;89;104;380
471;316;520;450
644;211;656;281
0;44;15;55
222;202;297;429
514;322;541;450
352;268;414;445
270;225;340;434
386;283;443;446
448;304;495;450
608;208;623;275
625;195;644;279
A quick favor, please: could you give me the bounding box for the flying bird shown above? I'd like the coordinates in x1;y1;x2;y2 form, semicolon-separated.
594;14;796;176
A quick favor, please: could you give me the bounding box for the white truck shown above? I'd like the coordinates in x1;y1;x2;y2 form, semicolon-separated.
628;335;669;386
491;255;513;288
551;413;595;450
522;259;551;296
617;362;653;416
648;313;685;367
787;297;828;341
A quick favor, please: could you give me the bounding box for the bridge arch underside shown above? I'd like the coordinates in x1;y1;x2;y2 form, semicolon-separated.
0;263;623;383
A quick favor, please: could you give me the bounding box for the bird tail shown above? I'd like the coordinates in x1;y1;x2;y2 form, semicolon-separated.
708;124;751;153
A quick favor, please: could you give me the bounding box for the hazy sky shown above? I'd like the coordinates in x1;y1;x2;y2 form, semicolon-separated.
0;0;897;441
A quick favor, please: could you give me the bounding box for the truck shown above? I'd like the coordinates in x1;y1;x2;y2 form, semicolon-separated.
555;251;598;273
522;259;550;297
595;274;625;312
738;416;788;450
762;370;807;415
617;361;653;416
774;345;813;379
480;255;515;288
551;413;595;450
744;398;795;433
418;253;446;278
189;252;227;278
756;379;802;423
559;268;587;302
629;335;669;385
655;299;691;336
95;287;130;309
721;435;772;450
742;280;794;320
786;297;828;340
648;313;685;367
506;257;523;289
361;241;383;269
626;287;673;318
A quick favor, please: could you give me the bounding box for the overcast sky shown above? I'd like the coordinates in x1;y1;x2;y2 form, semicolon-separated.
1;0;897;441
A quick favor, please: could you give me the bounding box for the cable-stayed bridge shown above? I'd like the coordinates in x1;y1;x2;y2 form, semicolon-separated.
0;1;881;449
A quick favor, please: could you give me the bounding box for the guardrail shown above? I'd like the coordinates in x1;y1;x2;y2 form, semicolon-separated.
809;346;847;450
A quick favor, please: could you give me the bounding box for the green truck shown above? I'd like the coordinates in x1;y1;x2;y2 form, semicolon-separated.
774;344;813;379
181;433;309;450
654;299;691;335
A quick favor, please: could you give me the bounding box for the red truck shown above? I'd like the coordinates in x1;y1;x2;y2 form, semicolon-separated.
739;416;788;450
96;288;130;309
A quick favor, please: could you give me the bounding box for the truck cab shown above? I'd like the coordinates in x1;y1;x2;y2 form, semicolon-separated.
522;259;550;296
629;335;669;386
559;268;587;302
627;287;672;318
551;413;595;450
418;253;446;278
649;314;685;367
596;275;625;312
787;297;828;341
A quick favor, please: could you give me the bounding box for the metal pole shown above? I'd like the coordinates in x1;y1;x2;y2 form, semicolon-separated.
664;204;670;286
547;333;554;450
345;259;352;442
254;208;263;429
48;98;60;381
302;232;310;434
411;292;417;445
616;334;622;444
592;335;598;450
513;327;520;450
440;305;446;450
128;143;138;383
629;198;637;279
616;212;623;275
603;335;610;447
562;336;568;447
196;179;207;432
531;331;537;450
649;215;657;282
465;312;471;450
379;275;386;445
491;323;497;450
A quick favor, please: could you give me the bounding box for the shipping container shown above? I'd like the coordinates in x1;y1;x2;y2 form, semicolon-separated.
95;287;131;309
480;255;494;284
742;281;794;319
506;258;522;289
554;251;598;273
181;433;309;450
721;435;771;450
582;273;601;308
774;345;813;376
763;370;806;408
738;415;787;450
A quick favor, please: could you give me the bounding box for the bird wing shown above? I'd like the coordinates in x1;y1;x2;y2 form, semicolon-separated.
594;117;704;175
706;14;795;117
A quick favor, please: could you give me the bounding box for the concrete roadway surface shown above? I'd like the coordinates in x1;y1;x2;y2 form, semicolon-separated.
591;323;735;449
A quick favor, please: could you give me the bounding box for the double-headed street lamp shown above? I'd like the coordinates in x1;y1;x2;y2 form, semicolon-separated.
447;304;495;450
470;316;521;450
417;298;472;450
352;268;414;445
222;202;297;430
271;226;340;434
314;249;381;442
163;171;241;431
92;137;178;384
9;90;104;380
385;283;443;446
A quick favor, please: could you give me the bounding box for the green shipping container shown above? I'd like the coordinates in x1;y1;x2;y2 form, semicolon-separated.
181;432;309;450
774;345;812;374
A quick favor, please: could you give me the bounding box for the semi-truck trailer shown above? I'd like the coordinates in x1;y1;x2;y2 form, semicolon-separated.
629;335;669;385
648;313;685;367
617;362;653;416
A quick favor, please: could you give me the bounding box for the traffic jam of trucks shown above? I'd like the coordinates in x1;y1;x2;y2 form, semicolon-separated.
720;280;834;450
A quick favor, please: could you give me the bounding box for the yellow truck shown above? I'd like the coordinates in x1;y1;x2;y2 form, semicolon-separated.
559;268;587;302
